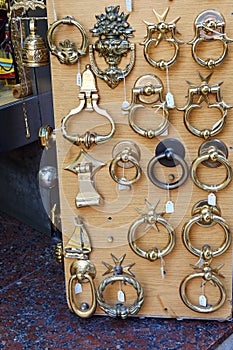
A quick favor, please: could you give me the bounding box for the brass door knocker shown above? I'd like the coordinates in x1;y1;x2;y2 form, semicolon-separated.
147;138;189;189
191;139;232;192
189;10;233;69
141;8;183;70
97;254;144;318
182;200;231;258
180;245;226;313
109;141;142;186
46;16;88;64
128;199;175;262
89;5;135;88
179;72;232;140
61;65;115;149
123;74;169;138
65;216;97;318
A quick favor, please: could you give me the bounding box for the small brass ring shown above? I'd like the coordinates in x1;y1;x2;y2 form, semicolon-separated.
128;215;175;261
110;154;142;186
46;16;88;64
97;275;144;318
180;272;226;313
144;38;179;69
191;152;232;191
182;213;231;257
147;153;189;189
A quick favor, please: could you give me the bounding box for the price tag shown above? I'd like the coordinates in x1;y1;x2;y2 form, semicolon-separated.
208;193;216;206
77;73;82;86
75;283;82;294
165;200;174;213
126;0;132;12
166;92;175;109
199;294;207;307
118;290;125;302
122;100;130;114
118;178;131;191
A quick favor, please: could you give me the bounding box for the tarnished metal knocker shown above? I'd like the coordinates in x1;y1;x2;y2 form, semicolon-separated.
191;139;232;192
189;10;233;69
128;199;175;263
141;8;183;70
123;74;169;138
180;245;226;313
147;138;189;189
46;16;88;64
182;200;231;258
61;65;115;149
97;254;144;318
179;72;232;139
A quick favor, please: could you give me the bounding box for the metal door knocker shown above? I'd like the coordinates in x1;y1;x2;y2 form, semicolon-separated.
182;200;231;258
61;65;115;149
109;141;142;186
123;74;169;138
46;16;88;64
179;72;232;139
189;10;233;69
65;216;97;318
180;245;226;313
191;139;232;192
97;254;144;318
147;138;189;189
141;8;183;70
128;199;175;262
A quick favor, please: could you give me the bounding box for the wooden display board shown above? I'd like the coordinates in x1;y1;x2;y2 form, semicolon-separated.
47;0;233;319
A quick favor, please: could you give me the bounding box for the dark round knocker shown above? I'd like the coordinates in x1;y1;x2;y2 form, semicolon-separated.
147;138;189;189
189;10;233;69
46;16;88;64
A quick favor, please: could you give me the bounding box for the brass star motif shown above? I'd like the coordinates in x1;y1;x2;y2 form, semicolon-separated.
102;254;135;277
136;199;164;232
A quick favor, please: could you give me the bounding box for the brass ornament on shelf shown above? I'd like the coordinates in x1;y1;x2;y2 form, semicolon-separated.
89;5;135;88
9;0;46;14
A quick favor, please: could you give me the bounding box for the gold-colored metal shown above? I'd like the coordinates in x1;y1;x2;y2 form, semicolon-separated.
22;102;31;139
22;18;49;67
66;216;97;318
189;10;233;69
9;0;46;14
61;64;115;148
182;200;231;258
109;141;142;186
38;125;54;147
89;5;135;88
97;254;144;318
55;242;63;263
180;245;226;313
65;149;105;208
191;139;232;192
128;199;175;261
141;8;183;70
46;16;88;65
0;0;7;10
179;72;232;139
124;74;169;138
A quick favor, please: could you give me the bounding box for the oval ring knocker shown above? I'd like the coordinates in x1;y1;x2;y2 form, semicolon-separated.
191;139;232;192
147;138;189;190
189;10;233;69
46;16;88;65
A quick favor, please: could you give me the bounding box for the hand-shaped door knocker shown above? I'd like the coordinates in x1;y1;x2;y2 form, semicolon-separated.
123;74;169;138
179;72;232;140
89;5;135;88
46;16;88;64
97;254;144;318
61;65;115;149
180;245;226;313
141;8;183;70
64;216;97;318
191;139;232;192
189;10;233;69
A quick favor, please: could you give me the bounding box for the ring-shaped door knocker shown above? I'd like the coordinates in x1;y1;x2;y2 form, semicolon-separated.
191;139;232;192
147;138;189;190
109;141;142;186
189;10;233;69
141;8;183;70
124;74;170;139
128;199;175;261
46;16;88;64
61;65;115;149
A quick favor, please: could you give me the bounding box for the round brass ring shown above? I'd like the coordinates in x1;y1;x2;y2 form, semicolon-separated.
110;154;142;186
144;37;179;69
182;213;231;257
97;275;144;319
180;272;226;313
128;215;175;261
147;152;189;189
191;152;232;191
